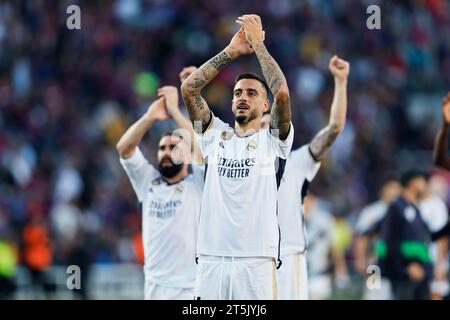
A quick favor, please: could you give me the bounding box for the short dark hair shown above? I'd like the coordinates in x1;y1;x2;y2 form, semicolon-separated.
234;73;270;98
400;169;428;187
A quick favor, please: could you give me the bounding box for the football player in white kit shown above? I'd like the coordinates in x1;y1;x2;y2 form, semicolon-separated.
116;83;204;300
276;55;350;299
181;14;293;299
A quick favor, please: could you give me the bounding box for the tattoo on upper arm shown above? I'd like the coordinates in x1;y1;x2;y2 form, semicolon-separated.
309;123;339;160
270;96;291;140
182;91;211;133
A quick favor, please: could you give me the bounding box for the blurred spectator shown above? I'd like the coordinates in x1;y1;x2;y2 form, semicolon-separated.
373;170;448;300
22;216;55;298
0;238;18;299
304;193;349;300
353;179;401;299
419;175;449;300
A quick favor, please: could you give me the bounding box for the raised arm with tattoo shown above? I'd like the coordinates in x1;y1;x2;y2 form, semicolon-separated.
237;14;291;140
181;28;254;133
116;97;169;158
309;55;350;161
433;93;450;170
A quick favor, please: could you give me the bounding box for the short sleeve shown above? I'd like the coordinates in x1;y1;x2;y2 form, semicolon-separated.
355;207;374;235
355;203;387;236
268;122;294;159
195;115;230;159
288;145;321;182
191;161;206;190
120;147;158;202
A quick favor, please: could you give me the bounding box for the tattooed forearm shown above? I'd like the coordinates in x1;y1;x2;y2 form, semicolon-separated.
252;42;287;95
271;95;291;140
252;42;291;138
209;51;233;70
183;50;234;95
181;49;234;131
309;123;340;161
190;78;206;89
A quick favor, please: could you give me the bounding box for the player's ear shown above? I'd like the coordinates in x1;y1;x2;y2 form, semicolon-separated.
263;99;270;112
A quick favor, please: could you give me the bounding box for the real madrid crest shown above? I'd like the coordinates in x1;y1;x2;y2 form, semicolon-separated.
152;178;161;185
247;140;257;151
175;184;184;194
220;130;234;140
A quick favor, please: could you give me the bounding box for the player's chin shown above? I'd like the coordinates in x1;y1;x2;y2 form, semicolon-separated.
235;115;248;124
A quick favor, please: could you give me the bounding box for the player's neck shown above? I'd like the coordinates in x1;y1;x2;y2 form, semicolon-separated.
234;119;261;138
162;167;189;185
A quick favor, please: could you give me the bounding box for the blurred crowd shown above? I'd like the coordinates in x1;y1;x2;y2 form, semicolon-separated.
0;0;449;298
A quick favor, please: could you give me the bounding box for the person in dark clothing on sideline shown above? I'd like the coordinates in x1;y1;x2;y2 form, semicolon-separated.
370;170;447;300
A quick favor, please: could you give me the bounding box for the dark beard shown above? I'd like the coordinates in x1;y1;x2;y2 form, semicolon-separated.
235;115;247;124
158;160;183;178
235;109;259;124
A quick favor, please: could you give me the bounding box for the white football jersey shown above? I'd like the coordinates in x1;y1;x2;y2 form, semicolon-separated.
120;147;204;288
196;115;294;258
278;145;321;256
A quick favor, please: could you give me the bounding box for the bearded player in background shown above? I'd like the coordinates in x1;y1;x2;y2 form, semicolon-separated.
116;81;204;299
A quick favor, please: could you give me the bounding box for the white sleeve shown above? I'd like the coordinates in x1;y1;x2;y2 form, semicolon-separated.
191;161;206;190
355;207;375;235
195;114;230;159
420;197;449;233
269;122;294;159
289;144;321;182
119;147;158;202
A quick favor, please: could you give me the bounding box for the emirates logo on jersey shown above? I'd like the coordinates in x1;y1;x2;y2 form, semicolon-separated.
217;155;256;178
